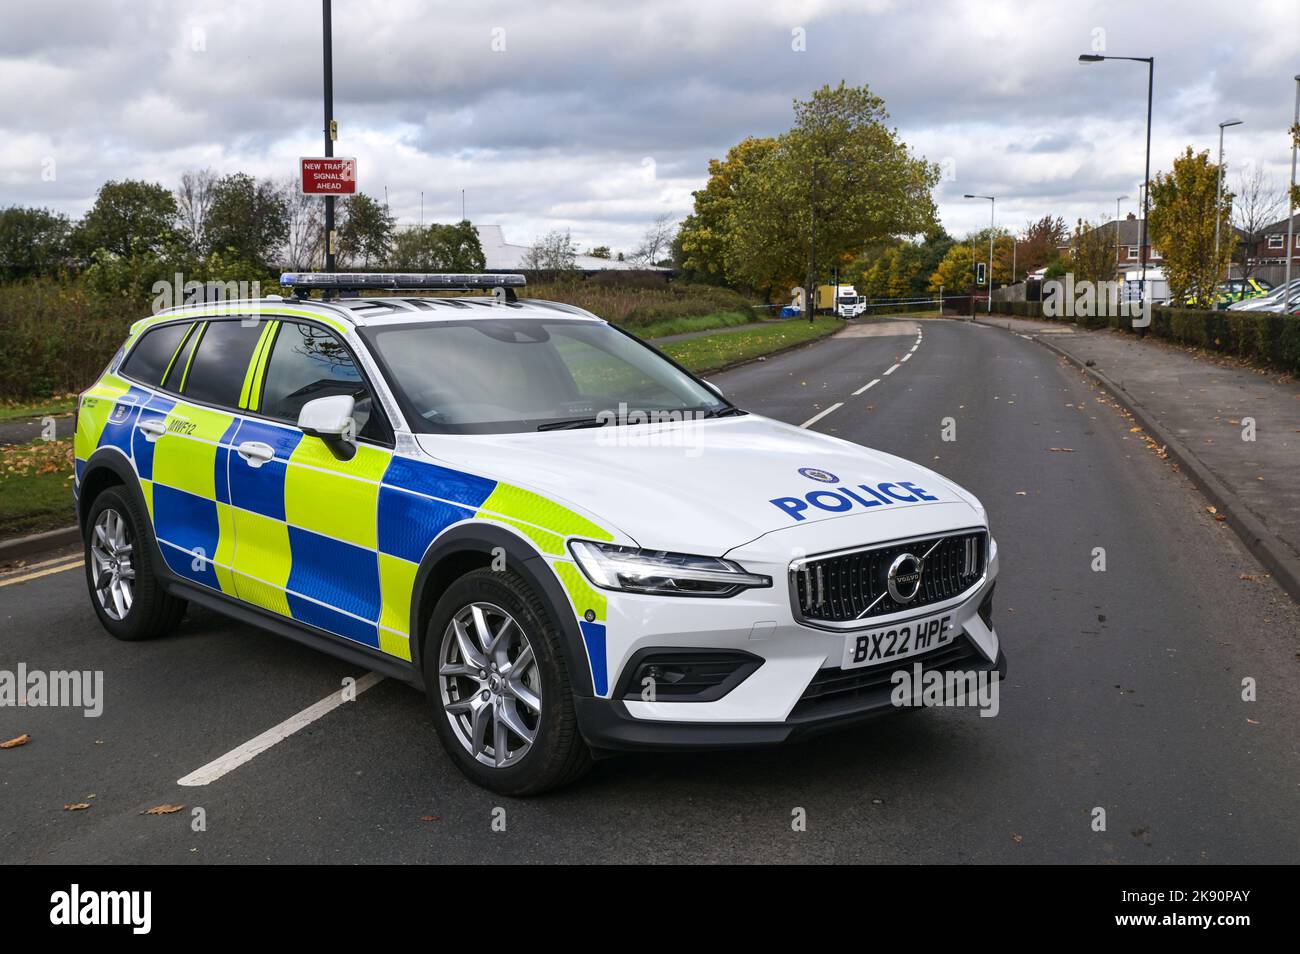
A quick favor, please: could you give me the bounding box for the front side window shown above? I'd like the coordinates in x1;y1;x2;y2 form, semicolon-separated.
259;321;385;442
181;319;266;409
363;318;731;434
121;322;191;388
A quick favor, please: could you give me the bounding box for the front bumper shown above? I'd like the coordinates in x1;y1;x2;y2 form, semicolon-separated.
575;531;1004;752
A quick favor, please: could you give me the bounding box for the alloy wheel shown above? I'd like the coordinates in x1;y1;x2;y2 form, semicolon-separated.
90;508;135;621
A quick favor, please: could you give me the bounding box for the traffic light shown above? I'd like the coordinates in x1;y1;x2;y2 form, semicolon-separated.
976;262;987;285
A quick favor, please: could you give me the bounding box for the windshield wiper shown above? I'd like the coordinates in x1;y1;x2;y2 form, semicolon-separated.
536;417;610;431
703;406;746;418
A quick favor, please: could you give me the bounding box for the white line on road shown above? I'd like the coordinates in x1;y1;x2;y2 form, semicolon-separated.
901;353;912;362
883;363;901;375
799;402;844;429
852;378;881;396
177;672;385;786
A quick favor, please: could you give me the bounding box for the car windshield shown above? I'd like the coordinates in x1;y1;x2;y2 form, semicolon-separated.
361;317;733;434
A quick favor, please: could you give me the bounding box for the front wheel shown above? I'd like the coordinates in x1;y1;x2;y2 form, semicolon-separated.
84;485;187;640
424;568;591;795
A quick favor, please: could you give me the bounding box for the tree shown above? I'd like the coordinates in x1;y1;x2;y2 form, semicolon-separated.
206;173;289;267
587;245;611;259
1232;167;1285;279
0;206;72;279
175;168;218;254
1066;218;1116;285
629;214;677;267
1148;147;1234;307
928;239;978;293
521;229;578;275
389;220;485;271
336;193;394;269
1016;215;1069;275
73;179;178;260
281;178;324;271
727;83;940;297
675;136;777;285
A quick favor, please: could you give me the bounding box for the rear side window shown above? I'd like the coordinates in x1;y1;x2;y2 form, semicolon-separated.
121;322;190;387
181;320;266;409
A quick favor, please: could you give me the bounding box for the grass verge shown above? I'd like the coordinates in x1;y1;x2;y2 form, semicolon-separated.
662;317;843;374
0;395;77;422
640;309;756;340
0;438;75;538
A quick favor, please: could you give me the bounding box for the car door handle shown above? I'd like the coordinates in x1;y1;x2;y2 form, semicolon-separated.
138;418;167;441
236;441;276;467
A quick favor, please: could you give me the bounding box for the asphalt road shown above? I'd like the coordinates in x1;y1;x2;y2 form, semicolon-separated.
3;317;1298;864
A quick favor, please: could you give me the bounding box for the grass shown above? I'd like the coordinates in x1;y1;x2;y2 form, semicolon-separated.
640;309;756;340
0;437;75;538
0;395;77;421
662;317;843;374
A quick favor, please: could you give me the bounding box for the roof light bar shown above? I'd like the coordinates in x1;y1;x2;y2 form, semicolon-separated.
280;272;527;291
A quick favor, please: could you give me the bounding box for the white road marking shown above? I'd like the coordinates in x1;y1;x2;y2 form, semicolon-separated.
883;363;901;375
852;378;881;396
177;672;385;786
0;558;83;587
901;353;912;362
799;402;844;429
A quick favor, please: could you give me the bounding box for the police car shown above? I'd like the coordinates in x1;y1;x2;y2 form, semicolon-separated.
74;273;1003;794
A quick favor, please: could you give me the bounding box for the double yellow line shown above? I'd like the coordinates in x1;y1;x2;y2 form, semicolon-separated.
0;553;84;587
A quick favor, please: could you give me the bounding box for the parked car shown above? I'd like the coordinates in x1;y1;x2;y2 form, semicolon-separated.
74;272;1003;794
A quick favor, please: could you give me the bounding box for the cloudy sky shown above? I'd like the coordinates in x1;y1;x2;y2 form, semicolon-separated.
3;0;1298;254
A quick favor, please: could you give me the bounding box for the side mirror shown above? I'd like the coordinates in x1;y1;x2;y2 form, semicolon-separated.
703;379;724;398
298;394;357;461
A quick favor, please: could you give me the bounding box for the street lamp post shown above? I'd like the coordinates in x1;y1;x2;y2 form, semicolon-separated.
322;0;335;274
1286;76;1300;312
1215;119;1243;283
964;194;995;313
1081;53;1154;305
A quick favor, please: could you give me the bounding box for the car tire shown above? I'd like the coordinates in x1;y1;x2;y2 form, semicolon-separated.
423;567;591;796
84;485;187;641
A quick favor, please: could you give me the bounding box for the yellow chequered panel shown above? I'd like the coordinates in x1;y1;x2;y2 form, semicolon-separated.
140;479;154;518
231;509;292;612
283;443;386;550
213;501;237;594
377;552;417;639
379;629;413;662
75;380;129;458
489;516;566;556
552;561;607;622
150;402;234;499
479;483;613;543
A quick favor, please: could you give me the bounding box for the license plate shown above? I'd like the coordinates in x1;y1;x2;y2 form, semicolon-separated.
841;612;955;670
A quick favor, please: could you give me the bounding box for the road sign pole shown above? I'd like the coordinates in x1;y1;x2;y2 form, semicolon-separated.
322;0;335;274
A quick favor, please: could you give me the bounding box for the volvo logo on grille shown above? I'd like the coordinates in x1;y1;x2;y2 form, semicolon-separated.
798;467;839;483
886;552;923;603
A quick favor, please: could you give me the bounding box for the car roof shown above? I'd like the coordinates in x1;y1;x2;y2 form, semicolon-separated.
145;295;605;332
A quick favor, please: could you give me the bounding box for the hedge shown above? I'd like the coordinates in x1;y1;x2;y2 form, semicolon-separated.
986;299;1300;373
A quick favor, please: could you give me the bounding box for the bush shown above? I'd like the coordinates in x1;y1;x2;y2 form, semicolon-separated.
524;278;756;328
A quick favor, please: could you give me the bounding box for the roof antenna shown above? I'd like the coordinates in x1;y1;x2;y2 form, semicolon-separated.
493;285;518;304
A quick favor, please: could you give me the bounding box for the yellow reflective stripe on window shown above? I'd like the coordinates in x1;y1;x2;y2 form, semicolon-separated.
246;323;279;411
160;323;196;385
239;320;279;410
178;322;206;391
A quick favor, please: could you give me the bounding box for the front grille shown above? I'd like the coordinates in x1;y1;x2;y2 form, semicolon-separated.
793;530;986;624
789;634;984;720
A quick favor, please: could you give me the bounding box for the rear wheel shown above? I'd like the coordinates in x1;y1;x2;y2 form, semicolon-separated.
424;568;591;795
84;486;186;640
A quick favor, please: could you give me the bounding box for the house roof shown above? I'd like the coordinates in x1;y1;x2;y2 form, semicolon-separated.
1261;212;1300;235
477;225;667;272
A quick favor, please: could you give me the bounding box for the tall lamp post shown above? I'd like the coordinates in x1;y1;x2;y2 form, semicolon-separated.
1081;53;1154;304
1285;75;1300;312
1215;119;1243;283
964;194;995;313
322;0;336;273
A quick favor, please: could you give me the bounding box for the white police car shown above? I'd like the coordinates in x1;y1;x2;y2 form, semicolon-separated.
75;272;1002;795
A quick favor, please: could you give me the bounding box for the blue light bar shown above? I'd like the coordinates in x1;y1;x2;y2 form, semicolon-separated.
280;272;526;290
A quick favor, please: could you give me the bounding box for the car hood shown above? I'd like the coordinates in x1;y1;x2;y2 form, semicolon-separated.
414;414;986;555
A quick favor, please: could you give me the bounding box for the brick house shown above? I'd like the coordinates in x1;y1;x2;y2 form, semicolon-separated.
1056;213;1163;275
1250;212;1300;265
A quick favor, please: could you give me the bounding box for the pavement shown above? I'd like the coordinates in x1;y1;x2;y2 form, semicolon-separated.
976;315;1300;601
2;317;1299;863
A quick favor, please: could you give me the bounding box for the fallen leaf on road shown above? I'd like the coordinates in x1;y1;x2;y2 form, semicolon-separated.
1129;426;1143;433
1239;574;1257;581
1012;833;1024;844
420;815;440;822
1048;447;1074;453
64;803;91;811
1246;719;1260;726
141;804;185;815
1014;491;1027;496
0;733;30;749
1206;506;1217;514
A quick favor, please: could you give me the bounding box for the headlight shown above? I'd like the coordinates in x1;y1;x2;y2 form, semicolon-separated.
568;541;771;597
